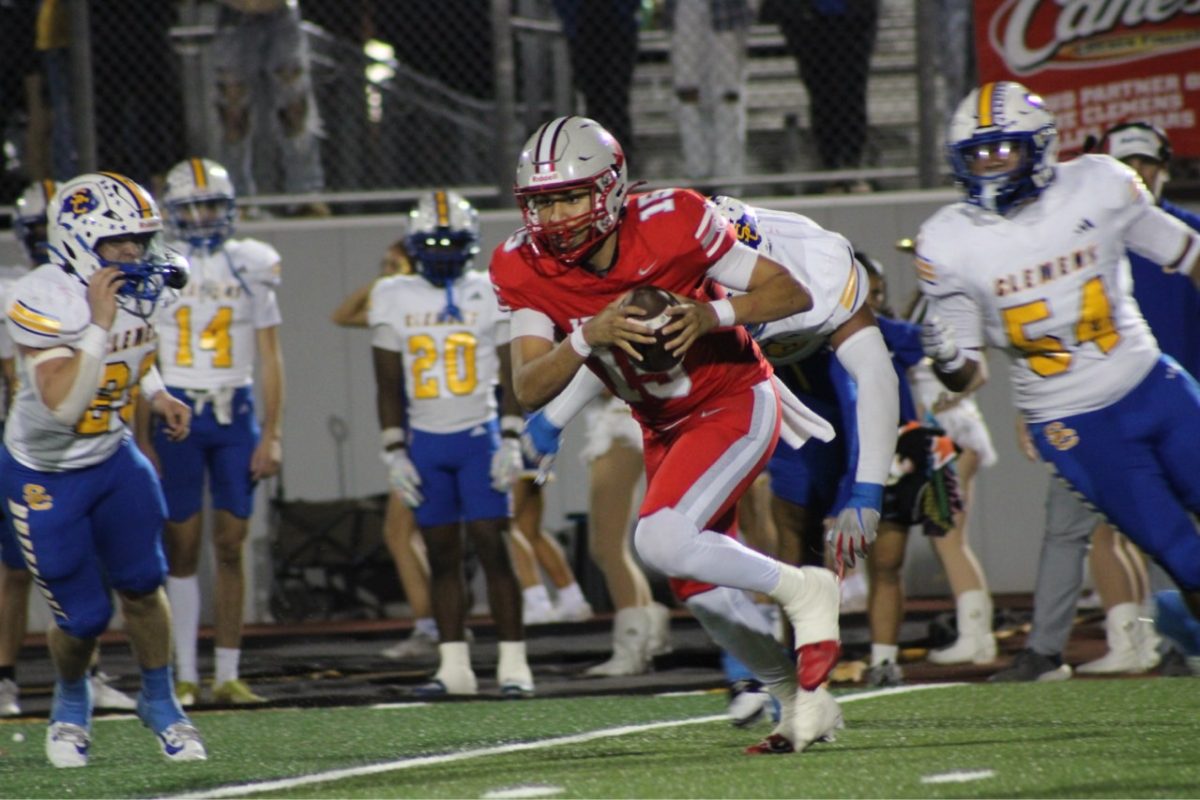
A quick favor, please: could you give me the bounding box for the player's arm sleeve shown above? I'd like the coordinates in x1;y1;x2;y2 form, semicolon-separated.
511;307;556;342
705;240;761;291
1124;204;1200;278
834;324;898;489
540;366;606;428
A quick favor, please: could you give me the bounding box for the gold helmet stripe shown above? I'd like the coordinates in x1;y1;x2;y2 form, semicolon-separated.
98;172;154;218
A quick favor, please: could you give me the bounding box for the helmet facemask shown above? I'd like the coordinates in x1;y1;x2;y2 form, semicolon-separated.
513;116;629;265
163;158;237;253
406;190;480;289
13;180;57;265
947;82;1058;215
49;172;185;320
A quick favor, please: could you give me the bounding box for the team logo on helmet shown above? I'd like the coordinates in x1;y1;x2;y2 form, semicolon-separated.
66;188;100;218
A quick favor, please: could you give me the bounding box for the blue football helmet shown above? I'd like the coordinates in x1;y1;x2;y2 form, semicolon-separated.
48;172;187;319
946;81;1058;215
406;190;479;287
13;180;57;265
162;158;237;252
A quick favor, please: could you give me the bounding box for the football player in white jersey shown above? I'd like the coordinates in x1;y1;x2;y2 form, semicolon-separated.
144;157;285;707
0;180;142;719
916;81;1200;644
370;190;532;697
1;172;203;767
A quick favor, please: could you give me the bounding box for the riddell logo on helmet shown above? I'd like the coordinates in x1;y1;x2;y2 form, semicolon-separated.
530;173;562;183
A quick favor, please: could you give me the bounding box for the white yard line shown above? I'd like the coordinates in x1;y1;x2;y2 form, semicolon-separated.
166;683;965;799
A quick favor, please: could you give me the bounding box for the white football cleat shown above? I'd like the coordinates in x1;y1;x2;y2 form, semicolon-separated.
155;721;208;762
46;722;90;768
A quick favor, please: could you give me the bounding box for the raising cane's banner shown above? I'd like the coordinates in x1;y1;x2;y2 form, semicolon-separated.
976;0;1200;157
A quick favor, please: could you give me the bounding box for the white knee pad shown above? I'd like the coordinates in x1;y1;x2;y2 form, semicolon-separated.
633;507;699;578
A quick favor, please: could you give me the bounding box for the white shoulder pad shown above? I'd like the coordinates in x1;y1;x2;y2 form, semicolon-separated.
366;274;408;329
227;238;282;288
914;207;970;300
5;265;91;349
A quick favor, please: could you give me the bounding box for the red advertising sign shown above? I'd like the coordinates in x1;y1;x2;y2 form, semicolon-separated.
975;0;1200;156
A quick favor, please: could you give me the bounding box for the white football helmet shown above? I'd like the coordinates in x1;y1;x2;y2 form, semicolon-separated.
48;172;185;318
13;179;57;265
710;195;766;252
405;190;480;287
946;81;1058;215
513;116;628;263
162;157;237;252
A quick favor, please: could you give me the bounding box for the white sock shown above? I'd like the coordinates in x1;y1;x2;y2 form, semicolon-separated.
215;647;240;686
870;643;899;667
438;641;471;673
414;617;439;640
166;575;200;683
556;582;587;609
523;584;552;609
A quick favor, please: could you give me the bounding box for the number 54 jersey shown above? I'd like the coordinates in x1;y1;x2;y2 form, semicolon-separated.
916;154;1199;423
153;239;282;390
4;264;158;471
368;271;509;433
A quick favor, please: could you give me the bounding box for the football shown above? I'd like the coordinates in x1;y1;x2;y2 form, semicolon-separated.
620;286;681;372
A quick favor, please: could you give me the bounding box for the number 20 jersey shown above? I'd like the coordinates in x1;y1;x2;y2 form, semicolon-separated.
153;238;282;390
489;189;771;429
4;264;157;471
916;154;1198;423
368;271;509;433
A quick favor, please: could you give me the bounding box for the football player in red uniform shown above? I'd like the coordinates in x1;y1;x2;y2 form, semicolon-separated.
490;116;846;753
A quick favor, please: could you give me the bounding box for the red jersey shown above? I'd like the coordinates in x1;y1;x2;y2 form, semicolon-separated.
490;188;772;429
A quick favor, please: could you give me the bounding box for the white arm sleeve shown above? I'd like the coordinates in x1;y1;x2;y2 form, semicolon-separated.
835;325;899;487
704;241;760;291
46;324;107;427
542;366;606;428
140;364;166;402
511;307;556;341
1125;205;1200;276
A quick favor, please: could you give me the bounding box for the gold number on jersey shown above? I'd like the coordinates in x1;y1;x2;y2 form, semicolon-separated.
174;306;234;368
76;352;156;435
408;332;478;399
1002;276;1119;377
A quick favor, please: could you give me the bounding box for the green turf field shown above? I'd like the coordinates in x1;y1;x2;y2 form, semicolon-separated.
1;680;1197;798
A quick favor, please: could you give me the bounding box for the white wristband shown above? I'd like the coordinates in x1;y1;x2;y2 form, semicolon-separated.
500;414;523;438
381;427;406;448
140;366;166;401
78;324;108;359
709;299;736;328
568;326;593;358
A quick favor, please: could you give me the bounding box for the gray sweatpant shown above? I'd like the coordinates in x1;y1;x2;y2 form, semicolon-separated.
1027;477;1100;657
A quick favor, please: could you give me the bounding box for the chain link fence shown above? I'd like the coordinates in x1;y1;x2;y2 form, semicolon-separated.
2;0;972;214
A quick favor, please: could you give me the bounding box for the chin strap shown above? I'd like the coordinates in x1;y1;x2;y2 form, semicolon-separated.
437;283;462;323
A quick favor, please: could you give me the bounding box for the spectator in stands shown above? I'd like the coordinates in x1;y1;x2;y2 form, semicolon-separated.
665;0;753;194
214;0;328;215
763;0;879;192
0;0;51;197
552;0;642;167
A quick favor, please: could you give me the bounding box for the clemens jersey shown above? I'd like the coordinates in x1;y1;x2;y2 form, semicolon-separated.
4;264;159;471
153;238;282;390
490;189;770;429
369;270;509;433
738;206;866;365
916;154;1197;422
